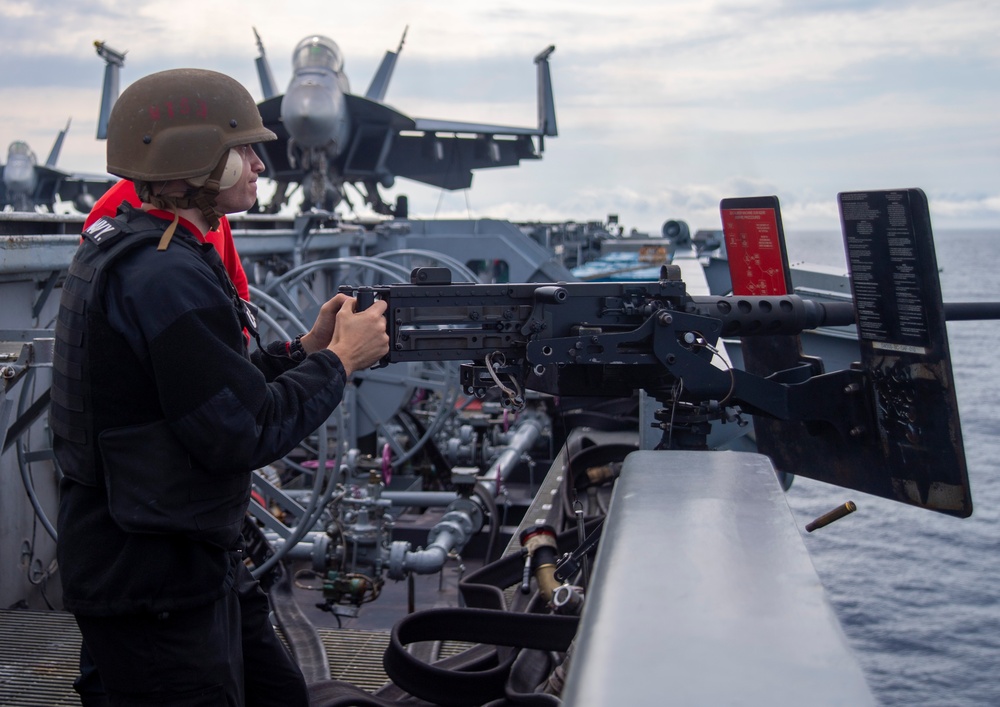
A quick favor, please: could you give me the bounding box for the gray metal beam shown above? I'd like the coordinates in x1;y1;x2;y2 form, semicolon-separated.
0;236;77;276
562;450;875;706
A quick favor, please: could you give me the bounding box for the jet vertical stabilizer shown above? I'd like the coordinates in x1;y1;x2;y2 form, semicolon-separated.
534;46;558;147
365;26;408;102
94;41;127;140
254;27;278;100
44;119;71;168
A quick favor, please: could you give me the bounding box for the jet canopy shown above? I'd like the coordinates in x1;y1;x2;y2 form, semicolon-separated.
292;36;344;73
6;142;37;163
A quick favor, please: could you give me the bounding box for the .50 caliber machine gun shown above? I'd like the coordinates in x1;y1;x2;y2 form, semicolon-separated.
343;190;975;518
350;265;859;433
344;263;968;517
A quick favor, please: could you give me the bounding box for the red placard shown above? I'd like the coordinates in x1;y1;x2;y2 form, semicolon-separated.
720;198;790;296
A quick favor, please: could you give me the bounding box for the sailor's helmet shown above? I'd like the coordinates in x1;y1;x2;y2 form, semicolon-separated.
106;68;276;183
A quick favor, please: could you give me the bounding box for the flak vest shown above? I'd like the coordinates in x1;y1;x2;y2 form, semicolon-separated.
51;210;251;550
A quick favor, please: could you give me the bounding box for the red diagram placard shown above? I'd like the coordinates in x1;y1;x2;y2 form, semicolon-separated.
721;207;789;296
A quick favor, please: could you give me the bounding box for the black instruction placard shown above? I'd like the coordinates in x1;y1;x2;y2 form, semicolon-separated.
837;188;970;517
839;189;937;352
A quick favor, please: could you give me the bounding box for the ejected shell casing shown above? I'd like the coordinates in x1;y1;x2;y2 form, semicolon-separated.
805;501;857;533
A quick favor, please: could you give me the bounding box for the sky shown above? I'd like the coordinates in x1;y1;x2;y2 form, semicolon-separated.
1;0;998;235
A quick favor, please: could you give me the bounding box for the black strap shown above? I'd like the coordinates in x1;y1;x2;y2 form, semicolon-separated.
308;680;422;707
383;608;578;707
308;517;604;705
270;564;330;685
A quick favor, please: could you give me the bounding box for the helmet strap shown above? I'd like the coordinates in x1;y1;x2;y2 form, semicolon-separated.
157;211;181;251
136;154;230;248
190;154;231;232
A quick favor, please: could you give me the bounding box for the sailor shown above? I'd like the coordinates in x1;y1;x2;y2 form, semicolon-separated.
84;178;250;302
51;67;389;706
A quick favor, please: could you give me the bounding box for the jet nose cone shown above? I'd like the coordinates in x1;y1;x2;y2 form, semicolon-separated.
2;156;37;193
281;79;346;151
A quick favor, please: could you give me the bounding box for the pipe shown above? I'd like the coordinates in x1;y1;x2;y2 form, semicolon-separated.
382;491;459;507
263;530;330;571
384;416;544;580
388;509;476;579
281;487;458;509
477;415;545;497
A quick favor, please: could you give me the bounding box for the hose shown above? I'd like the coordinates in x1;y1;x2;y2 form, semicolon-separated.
270;562;331;684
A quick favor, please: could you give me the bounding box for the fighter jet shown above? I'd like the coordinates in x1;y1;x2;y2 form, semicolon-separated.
0;120;116;213
253;29;558;216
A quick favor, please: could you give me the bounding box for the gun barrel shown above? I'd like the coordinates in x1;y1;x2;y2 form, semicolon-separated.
689;296;856;337
944;302;1000;321
819;301;857;327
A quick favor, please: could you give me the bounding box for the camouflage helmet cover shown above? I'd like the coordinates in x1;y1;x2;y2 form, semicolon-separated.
106;68;276;182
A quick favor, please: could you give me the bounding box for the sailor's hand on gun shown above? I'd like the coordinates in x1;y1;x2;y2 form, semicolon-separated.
325;296;389;377
298;293;351;354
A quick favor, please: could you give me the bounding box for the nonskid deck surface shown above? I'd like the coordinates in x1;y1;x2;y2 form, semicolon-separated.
0;536;490;704
0;496;530;705
0;607;393;704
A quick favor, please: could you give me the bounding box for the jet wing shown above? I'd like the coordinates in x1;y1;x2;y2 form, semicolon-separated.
377;43;556;190
53;171;118;212
344;94;416;130
1;164;115;213
386;131;541;190
42;168;118;212
255;93;418;184
410;118;549;137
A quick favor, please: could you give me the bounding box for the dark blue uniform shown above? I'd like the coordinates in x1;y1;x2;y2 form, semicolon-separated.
53;204;345;705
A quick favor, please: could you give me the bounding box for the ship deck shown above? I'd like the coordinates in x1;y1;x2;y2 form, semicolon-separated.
0;608;394;705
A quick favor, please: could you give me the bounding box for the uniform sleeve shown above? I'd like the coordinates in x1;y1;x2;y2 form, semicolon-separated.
105;242;346;472
251;341;307;381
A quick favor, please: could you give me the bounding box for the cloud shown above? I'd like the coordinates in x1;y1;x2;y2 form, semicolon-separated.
2;0;997;232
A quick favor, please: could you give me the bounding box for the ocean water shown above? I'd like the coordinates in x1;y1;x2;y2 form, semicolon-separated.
781;229;1000;705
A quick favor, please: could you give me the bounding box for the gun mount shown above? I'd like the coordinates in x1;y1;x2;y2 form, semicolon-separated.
343;253;971;518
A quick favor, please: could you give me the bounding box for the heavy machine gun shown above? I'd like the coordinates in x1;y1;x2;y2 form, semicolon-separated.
344;256;971;518
349;264;859;432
